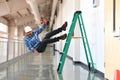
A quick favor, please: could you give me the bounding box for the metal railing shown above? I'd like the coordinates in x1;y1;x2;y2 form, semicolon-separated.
0;37;29;64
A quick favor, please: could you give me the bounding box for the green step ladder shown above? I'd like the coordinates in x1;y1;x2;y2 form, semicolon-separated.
57;11;96;74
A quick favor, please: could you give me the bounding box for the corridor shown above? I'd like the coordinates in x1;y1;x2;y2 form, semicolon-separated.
0;47;104;80
1;0;119;80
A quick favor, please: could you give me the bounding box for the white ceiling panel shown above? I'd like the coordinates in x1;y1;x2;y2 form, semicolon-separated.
18;8;29;16
11;12;21;18
0;0;53;27
0;2;10;16
8;0;28;12
0;0;5;3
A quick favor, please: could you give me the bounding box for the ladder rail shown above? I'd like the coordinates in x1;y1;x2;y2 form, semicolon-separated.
77;15;90;66
57;13;79;74
79;14;95;72
57;11;96;74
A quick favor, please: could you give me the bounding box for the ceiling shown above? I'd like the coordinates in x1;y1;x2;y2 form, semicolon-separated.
0;0;53;29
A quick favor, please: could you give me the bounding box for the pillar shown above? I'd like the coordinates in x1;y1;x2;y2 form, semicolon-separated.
18;26;24;40
8;19;18;40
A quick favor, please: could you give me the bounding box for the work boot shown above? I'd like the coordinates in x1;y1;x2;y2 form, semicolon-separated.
61;21;68;31
60;34;67;40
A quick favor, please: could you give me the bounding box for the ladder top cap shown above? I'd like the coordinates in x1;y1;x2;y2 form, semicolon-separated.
75;11;82;14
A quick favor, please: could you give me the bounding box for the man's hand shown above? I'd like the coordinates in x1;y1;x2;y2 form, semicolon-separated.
34;50;39;55
40;18;49;25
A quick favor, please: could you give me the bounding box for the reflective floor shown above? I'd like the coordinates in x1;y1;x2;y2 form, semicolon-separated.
0;48;104;80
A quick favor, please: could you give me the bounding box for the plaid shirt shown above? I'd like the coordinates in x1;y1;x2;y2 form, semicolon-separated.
24;24;46;53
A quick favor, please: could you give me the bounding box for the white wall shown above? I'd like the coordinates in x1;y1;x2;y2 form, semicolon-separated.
61;0;75;58
54;0;104;73
80;0;104;73
94;0;104;73
54;0;75;58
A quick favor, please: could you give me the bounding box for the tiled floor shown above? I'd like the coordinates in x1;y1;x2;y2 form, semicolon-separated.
0;48;104;80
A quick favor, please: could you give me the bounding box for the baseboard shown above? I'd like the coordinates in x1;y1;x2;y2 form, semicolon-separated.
75;61;104;77
68;55;104;78
55;49;105;78
66;55;73;60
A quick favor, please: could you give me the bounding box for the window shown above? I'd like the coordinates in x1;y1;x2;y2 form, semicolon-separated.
113;0;120;32
0;23;8;33
113;0;116;31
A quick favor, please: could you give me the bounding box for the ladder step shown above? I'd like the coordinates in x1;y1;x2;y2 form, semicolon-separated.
65;42;68;43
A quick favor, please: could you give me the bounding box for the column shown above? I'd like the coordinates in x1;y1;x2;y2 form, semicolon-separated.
18;26;24;40
8;19;18;40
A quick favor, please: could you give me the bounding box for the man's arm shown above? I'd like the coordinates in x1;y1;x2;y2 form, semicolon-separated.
35;18;48;35
35;24;46;35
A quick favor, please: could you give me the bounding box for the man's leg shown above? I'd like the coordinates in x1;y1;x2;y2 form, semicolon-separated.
43;34;67;44
37;37;60;52
44;22;67;39
37;34;67;52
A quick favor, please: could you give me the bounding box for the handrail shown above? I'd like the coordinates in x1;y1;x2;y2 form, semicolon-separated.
0;36;28;64
0;36;8;39
0;36;24;41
